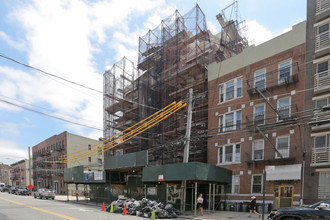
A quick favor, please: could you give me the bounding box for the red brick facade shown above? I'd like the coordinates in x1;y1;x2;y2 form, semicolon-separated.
208;43;306;208
32;131;67;194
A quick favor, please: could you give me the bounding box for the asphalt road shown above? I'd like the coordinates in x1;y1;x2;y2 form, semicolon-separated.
0;192;141;220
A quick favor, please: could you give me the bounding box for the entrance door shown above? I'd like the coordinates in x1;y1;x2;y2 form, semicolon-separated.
54;181;59;194
275;185;293;208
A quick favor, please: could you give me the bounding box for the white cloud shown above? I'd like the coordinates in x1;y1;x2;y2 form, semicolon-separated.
0;0;220;145
207;21;219;35
246;20;276;46
0;122;21;135
0;0;177;142
0;31;26;50
0;138;27;165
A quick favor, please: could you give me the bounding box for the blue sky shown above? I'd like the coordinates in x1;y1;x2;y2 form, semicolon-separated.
0;0;306;165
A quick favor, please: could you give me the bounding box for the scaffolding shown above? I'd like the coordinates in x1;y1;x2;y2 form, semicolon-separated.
103;4;247;165
137;4;214;164
216;0;248;61
103;57;142;157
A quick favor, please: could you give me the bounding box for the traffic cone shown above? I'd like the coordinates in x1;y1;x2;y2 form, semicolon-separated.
102;202;105;211
110;203;114;213
123;204;127;215
151;208;156;220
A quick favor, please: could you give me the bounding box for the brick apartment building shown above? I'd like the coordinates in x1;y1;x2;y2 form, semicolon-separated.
304;0;330;203
207;21;306;209
32;131;102;194
0;163;11;186
10;159;31;188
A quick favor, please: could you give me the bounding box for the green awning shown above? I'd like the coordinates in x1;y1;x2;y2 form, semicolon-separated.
142;162;232;183
64;166;106;184
104;150;148;170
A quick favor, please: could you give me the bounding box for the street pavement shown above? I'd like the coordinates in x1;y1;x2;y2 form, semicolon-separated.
55;195;267;220
0;192;266;220
0;193;135;220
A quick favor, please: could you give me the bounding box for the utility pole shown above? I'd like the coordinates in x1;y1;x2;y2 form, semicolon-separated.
183;88;193;163
262;169;266;220
19;167;22;188
181;88;193;213
28;147;32;186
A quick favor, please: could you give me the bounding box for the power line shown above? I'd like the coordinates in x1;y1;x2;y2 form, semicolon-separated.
0;94;101;125
0;53;186;116
0;98;103;131
0;53;102;94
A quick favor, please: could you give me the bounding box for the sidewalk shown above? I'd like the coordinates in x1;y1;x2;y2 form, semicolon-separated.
179;211;265;220
55;195;266;220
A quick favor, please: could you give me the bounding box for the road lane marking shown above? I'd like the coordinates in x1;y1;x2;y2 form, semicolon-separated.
0;197;79;220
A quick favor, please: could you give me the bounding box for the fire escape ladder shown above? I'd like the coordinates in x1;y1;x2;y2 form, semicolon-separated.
255;126;283;160
255;88;284;119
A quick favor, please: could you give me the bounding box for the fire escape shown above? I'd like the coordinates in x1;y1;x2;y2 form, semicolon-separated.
245;62;300;164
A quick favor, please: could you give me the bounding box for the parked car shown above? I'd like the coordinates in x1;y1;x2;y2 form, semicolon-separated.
34;188;55;200
0;185;10;192
268;200;330;220
15;188;28;196
8;186;18;194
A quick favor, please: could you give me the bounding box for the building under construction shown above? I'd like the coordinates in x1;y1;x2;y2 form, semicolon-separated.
103;4;248;165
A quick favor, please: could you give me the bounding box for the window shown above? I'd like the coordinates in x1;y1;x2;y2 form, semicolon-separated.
319;172;330;199
278;60;291;83
218;147;223;164
218;116;223;133
236;111;242;130
277;97;290;121
88;157;91;162
254;69;266;90
232;175;240;194
319;23;329;34
219;110;242;133
254;104;265;125
316;98;328;109
226;80;235;100
219;85;224;103
225;146;233;163
218;144;241;164
253;140;264;160
315;136;326;148
98;146;102;155
225;113;234;131
317;24;330;51
276;136;290;158
88;144;91;150
317;61;329;77
252;175;262;194
235;144;241;162
98;159;102;166
219;77;243;103
237;78;242;97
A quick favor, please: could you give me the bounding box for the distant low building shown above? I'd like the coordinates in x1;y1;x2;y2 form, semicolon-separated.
10;159;31;188
0;163;11;185
32;131;103;195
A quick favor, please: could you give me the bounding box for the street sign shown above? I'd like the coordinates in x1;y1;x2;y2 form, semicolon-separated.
85;173;94;183
94;171;103;181
27;184;34;190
